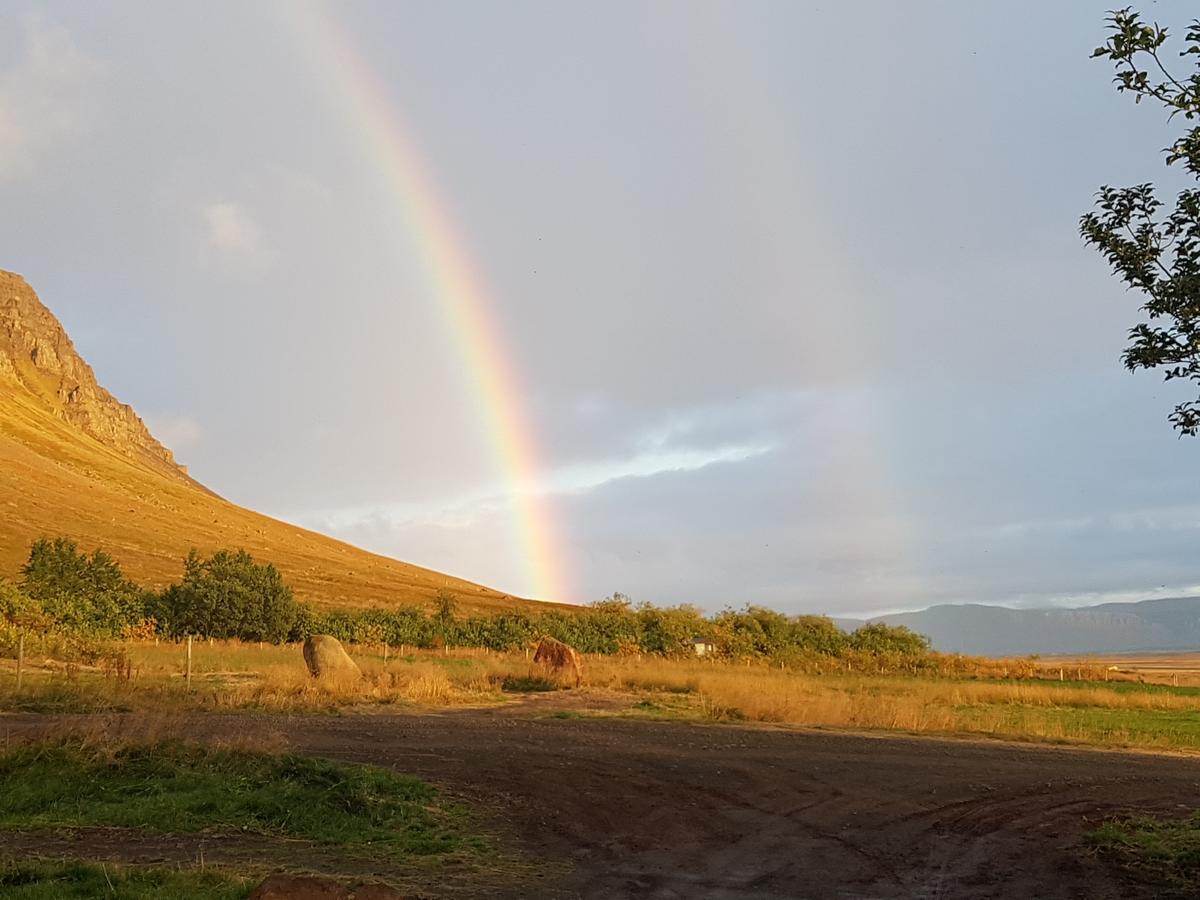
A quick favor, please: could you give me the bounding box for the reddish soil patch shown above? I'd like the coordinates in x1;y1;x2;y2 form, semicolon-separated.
4;711;1199;898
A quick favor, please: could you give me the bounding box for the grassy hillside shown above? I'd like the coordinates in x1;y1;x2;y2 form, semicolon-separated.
0;272;563;614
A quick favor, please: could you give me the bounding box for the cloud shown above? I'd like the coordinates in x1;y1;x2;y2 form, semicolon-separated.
202;201;265;259
980;506;1200;543
0;14;100;181
300;439;772;533
538;442;773;495
287;431;774;600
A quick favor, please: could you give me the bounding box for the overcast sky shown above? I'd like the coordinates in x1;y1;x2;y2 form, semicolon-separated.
4;1;1200;615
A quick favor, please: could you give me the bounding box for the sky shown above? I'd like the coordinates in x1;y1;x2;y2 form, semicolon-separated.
3;1;1200;616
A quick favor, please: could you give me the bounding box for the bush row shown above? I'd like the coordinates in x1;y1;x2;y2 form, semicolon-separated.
304;599;929;658
1;537;930;661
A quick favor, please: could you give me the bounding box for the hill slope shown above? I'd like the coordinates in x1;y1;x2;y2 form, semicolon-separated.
839;597;1200;656
0;269;555;613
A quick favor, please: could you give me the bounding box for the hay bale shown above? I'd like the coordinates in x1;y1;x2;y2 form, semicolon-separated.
302;634;361;679
533;635;583;687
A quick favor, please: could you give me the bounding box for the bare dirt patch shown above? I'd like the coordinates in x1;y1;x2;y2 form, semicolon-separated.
3;711;1199;898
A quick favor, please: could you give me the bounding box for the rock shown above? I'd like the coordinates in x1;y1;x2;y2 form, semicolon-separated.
303;634;362;679
0;270;184;478
533;635;583;687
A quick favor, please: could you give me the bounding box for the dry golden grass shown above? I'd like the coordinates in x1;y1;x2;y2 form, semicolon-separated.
8;641;1200;751
583;656;1200;749
0;640;529;711
1042;652;1200;687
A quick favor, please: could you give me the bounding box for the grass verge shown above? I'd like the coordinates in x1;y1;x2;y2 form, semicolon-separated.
1088;812;1200;896
0;860;249;899
0;740;476;859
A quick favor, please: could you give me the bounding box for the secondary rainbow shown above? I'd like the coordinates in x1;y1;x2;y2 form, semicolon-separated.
283;5;568;603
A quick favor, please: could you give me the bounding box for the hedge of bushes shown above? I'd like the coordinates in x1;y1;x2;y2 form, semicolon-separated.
303;598;929;658
0;537;930;661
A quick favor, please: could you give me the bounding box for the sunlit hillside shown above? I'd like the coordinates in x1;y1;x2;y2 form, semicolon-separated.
0;270;559;613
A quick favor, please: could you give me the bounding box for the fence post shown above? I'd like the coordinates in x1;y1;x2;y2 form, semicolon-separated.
186;635;193;689
383;642;389;666
15;632;24;691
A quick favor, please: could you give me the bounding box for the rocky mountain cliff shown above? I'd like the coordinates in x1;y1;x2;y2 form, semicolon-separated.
0;270;183;479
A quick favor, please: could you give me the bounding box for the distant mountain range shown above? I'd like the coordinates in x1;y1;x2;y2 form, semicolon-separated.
837;596;1200;657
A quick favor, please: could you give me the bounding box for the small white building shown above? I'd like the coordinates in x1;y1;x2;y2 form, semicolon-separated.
692;637;716;657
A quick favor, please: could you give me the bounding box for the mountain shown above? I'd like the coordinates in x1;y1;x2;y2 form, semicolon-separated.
0;269;557;613
841;597;1200;656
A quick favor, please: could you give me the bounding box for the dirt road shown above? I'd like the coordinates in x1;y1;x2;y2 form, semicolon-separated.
4;709;1199;898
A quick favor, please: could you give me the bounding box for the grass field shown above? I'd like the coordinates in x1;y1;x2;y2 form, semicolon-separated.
1089;811;1200;898
1045;652;1200;687
0;730;510;897
0;739;473;858
0;861;250;900
7;641;1200;752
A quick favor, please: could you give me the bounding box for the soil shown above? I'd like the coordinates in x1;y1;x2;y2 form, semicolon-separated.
3;708;1199;899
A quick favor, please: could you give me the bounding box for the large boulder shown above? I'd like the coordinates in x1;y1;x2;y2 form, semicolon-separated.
302;634;361;679
533;635;583;687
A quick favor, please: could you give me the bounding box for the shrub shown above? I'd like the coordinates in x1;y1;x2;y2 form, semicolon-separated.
157;549;299;643
848;623;930;656
19;538;151;637
0;581;108;663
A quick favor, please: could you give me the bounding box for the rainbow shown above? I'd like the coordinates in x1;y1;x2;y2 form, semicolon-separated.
282;5;568;603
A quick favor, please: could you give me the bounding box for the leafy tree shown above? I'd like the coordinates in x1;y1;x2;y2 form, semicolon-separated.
20;537;150;635
433;590;459;638
480;612;538;650
1081;8;1200;434
790;615;849;656
0;581;47;630
848;623;929;656
158;549;298;643
287;602;319;642
0;580;105;662
636;603;705;656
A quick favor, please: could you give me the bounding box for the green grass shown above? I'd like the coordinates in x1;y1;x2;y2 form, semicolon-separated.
500;675;557;693
1008;677;1200;698
956;704;1200;747
0;861;249;899
0;741;476;858
1088;812;1200;896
